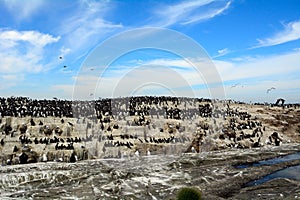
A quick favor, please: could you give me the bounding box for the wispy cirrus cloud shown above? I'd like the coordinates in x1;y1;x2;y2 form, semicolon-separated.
213;48;231;58
254;20;300;48
59;0;123;57
151;0;231;27
2;0;45;21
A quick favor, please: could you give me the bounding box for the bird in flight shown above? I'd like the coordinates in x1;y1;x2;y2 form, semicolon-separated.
230;83;241;89
266;87;276;93
267;87;276;93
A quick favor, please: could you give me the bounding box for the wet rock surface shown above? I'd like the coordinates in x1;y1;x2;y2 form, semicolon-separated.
0;143;299;199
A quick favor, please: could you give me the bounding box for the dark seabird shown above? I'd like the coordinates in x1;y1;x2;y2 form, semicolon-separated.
266;87;276;93
230;83;242;89
30;118;36;126
0;138;4;146
13;145;19;152
19;153;28;164
70;152;77;163
68;122;74;126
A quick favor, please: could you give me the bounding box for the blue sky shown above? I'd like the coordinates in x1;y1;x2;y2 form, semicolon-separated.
0;0;300;103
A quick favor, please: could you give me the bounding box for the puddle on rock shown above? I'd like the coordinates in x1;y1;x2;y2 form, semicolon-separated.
244;164;300;187
235;152;300;169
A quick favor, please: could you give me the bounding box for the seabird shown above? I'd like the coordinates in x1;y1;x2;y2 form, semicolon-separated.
230;83;240;89
266;87;276;93
42;153;47;162
30;118;36;126
68;122;74;126
134;150;139;157
1;138;5;146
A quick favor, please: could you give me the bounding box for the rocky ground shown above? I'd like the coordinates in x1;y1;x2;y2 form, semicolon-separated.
0;144;299;199
0;98;299;199
1;100;299;162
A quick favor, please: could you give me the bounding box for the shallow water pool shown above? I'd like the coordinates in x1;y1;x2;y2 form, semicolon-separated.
244;164;300;187
235;152;300;169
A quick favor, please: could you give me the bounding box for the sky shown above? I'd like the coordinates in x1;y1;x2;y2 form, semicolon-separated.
0;0;300;103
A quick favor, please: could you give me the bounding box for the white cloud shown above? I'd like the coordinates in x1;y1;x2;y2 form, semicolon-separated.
55;57;223;99
59;46;71;58
0;29;60;74
213;48;231;58
1;74;24;81
218;48;229;54
255;20;300;48
141;58;192;69
0;1;125;95
181;1;231;25
0;74;25;89
53;49;300;101
224;79;300;103
152;0;231;27
215;51;300;81
0;30;60;48
3;0;45;21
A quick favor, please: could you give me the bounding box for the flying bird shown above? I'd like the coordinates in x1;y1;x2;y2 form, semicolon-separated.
266;87;276;93
90;93;93;96
59;56;63;59
230;83;241;89
63;65;67;68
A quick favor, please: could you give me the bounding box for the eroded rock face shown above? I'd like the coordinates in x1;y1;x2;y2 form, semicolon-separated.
0;144;299;199
0;97;299;199
0;97;299;165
